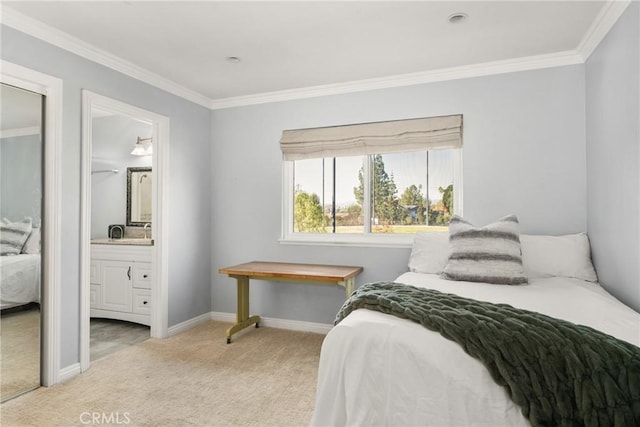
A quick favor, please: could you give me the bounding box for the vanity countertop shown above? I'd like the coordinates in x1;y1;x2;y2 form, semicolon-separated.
91;238;154;246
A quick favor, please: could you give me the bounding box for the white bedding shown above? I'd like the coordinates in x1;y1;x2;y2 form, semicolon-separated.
0;254;41;309
311;273;640;427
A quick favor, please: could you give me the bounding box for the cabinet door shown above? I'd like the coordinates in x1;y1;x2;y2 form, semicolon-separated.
132;289;151;315
132;264;152;289
90;261;101;285
100;261;133;312
90;284;101;309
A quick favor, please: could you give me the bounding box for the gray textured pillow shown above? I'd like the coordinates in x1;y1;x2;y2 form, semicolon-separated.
442;215;527;285
0;217;33;256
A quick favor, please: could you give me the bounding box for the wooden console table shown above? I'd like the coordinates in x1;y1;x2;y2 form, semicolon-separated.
218;261;363;343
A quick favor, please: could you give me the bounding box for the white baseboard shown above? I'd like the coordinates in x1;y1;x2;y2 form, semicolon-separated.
58;363;81;384
167;312;213;337
210;311;333;335
166;311;333;338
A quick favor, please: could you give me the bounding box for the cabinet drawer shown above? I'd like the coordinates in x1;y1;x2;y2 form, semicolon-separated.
132;289;151;315
90;261;101;285
90;284;101;309
132;266;152;289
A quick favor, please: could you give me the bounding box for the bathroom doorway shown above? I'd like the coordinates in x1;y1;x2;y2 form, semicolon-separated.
89;109;153;362
80;92;169;371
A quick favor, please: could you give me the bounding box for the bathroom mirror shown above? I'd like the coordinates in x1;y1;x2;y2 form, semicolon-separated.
126;167;152;226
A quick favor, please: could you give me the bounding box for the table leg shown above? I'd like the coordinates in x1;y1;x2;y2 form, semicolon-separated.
341;277;356;299
225;275;260;343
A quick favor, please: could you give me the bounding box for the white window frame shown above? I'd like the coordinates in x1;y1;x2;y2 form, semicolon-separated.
281;149;463;248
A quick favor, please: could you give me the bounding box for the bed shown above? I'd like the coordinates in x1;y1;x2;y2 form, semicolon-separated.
310;224;640;426
0;254;41;309
1;218;41;310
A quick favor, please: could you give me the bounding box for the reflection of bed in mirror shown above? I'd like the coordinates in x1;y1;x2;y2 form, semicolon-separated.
1;254;41;309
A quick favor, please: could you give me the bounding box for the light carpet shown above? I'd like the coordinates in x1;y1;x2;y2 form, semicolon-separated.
1;321;325;427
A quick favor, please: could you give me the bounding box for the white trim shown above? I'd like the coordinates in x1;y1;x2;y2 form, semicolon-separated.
0;6;211;109
0;126;40;138
210;312;332;335
576;0;632;61
210;51;583;109
1;3;628;110
57;363;81;384
167;312;213;337
279;233;414;249
80;91;170;373
1;61;63;387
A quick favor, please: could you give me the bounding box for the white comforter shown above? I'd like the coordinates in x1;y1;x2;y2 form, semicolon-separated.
311;273;640;427
0;254;41;308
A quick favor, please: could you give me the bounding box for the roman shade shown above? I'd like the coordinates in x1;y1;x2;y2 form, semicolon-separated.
280;114;462;161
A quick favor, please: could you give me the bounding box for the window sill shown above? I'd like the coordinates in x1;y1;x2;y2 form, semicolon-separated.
279;233;415;248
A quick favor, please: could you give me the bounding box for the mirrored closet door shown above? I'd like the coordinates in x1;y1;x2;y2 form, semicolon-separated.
0;83;44;402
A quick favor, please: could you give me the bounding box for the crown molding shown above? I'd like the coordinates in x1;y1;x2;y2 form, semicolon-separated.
1;2;629;111
576;0;632;61
210;50;584;109
0;126;41;138
0;6;212;109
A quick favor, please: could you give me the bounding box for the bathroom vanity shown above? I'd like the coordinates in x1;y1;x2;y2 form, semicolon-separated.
90;240;153;326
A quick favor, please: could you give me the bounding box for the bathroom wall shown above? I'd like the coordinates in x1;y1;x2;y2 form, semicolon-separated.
91;114;152;239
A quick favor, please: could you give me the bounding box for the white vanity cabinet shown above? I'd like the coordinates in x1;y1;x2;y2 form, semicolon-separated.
90;244;152;326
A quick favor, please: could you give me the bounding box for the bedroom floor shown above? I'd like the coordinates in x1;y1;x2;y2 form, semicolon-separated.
1;312;150;403
1;321;324;426
0;305;40;402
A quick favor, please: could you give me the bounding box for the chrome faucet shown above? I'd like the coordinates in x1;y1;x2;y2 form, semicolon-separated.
143;223;151;239
109;225;124;240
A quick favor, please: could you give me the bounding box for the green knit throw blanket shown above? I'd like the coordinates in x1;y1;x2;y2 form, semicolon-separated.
335;282;640;427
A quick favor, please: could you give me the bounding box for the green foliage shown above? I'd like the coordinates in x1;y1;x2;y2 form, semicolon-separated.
400;184;427;224
354;154;401;225
294;191;326;232
427;184;454;225
439;184;453;214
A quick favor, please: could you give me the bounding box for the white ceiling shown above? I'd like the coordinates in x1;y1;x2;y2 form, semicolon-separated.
3;1;613;106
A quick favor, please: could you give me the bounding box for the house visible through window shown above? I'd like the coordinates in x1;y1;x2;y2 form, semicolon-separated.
281;115;462;245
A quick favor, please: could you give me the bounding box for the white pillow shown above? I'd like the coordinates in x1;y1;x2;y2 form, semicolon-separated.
520;233;598;282
408;232;450;274
22;227;41;254
0;217;33;256
442;215;527;285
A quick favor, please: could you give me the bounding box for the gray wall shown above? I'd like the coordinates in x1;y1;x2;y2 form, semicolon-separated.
586;2;640;311
1;25;213;369
211;65;588;324
0;134;42;224
91;115;152;239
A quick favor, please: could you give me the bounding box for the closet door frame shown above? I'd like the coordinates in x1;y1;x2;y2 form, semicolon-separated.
1;60;63;386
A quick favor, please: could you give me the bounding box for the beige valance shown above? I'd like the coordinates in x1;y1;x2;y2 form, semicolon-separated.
280;114;462;161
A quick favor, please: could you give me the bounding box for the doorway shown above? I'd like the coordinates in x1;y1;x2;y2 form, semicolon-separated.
80;92;169;372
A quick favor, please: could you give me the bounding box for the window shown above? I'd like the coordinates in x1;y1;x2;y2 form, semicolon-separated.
281;115;462;246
